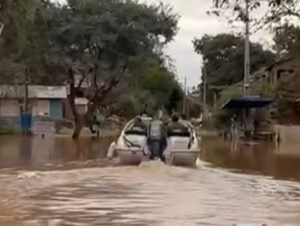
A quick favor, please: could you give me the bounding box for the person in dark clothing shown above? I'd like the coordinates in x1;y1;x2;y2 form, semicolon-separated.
181;114;186;120
167;113;188;133
92;115;101;139
132;116;147;133
147;120;167;162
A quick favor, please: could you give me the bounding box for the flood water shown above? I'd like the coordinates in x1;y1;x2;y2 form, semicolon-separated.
1;136;300;226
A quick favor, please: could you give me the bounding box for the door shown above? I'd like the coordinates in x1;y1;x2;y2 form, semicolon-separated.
49;99;62;119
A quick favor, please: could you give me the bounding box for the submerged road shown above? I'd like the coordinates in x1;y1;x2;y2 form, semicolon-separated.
0;136;300;226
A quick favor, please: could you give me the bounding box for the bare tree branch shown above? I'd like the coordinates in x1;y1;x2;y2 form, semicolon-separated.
76;67;93;89
281;2;300;18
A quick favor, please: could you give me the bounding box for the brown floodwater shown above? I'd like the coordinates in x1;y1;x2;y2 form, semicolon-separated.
0;135;300;226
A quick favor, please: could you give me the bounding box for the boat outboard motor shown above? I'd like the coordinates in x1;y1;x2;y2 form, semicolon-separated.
147;120;167;162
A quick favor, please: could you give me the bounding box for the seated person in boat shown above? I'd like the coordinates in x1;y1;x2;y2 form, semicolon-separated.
131;116;147;133
167;113;188;134
180;114;193;129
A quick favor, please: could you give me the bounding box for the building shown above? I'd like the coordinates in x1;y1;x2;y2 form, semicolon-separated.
249;56;300;93
249;56;300;124
0;85;67;127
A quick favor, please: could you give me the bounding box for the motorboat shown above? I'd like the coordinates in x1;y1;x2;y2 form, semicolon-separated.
107;117;200;167
107;116;152;165
164;128;199;166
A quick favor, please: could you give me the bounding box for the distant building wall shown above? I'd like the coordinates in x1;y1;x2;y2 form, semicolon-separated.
276;125;300;155
269;57;300;87
0;100;20;116
0;98;64;129
249;56;300;125
31;99;50;116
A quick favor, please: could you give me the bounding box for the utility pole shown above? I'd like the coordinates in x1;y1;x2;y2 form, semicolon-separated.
242;0;251;134
24;67;29;112
244;0;250;96
0;23;4;38
183;77;187;115
202;63;207;117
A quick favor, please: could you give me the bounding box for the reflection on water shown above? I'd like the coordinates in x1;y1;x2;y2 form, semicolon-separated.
0;136;115;170
201;137;300;182
0;136;300;225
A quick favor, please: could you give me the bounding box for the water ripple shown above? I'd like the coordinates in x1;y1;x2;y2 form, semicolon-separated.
1;163;300;226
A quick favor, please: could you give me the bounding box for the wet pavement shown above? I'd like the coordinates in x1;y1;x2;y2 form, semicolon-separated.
0;136;300;226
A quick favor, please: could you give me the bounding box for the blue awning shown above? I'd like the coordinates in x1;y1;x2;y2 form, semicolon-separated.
222;96;274;109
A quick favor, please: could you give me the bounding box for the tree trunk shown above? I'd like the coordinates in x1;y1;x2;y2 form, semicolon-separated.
69;97;83;139
72;119;83;139
67;67;120;139
68;68;83;140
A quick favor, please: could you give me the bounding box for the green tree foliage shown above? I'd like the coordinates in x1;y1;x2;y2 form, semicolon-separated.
0;0;58;84
212;0;300;23
116;55;183;117
274;23;300;56
0;0;180;138
44;0;178;138
48;0;177;63
193;34;275;103
0;0;42;83
46;0;178;138
0;0;39;56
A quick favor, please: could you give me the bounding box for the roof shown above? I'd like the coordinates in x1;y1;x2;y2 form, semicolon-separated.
222;96;273;109
266;56;293;71
0;85;67;99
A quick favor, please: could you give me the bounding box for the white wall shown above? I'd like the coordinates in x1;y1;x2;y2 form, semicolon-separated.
0;99;51;117
275;125;300;156
32;100;50;116
0;100;20;116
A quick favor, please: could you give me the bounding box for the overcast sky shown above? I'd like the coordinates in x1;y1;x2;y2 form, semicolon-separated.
56;0;272;89
144;0;274;89
144;0;232;88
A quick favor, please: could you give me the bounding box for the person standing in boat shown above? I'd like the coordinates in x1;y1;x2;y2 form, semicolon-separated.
147;118;167;162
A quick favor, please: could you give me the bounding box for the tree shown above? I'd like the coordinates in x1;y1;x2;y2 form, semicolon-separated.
0;0;179;138
115;54;183;117
0;0;56;85
273;23;300;56
193;33;275;105
0;0;39;56
212;0;300;26
46;0;178;138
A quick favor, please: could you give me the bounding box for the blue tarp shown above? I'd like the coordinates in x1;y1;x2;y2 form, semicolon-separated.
222;96;273;109
20;112;32;130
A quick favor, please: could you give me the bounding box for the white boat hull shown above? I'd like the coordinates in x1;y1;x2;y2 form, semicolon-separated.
168;150;199;167
116;148;145;165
